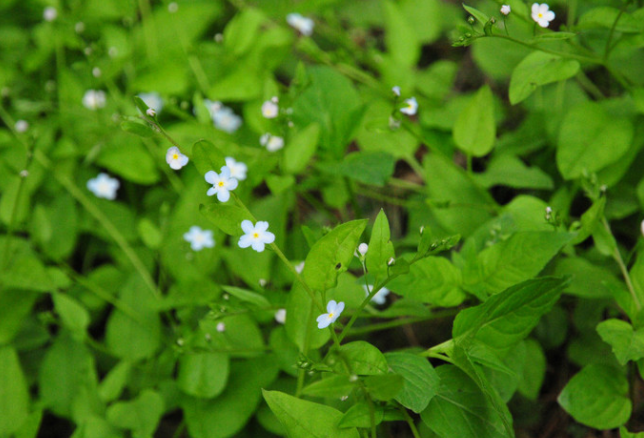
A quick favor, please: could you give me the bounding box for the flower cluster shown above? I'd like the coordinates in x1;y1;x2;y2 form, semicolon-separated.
260;133;285;152
204;100;242;133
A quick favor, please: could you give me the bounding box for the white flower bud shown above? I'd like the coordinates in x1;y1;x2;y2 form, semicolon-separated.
501;5;511;15
216;322;226;332
15;120;28;133
146;108;156;117
358;243;368;257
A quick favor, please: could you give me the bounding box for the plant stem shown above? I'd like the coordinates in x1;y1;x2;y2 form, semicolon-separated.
602;218;642;311
344;310;459;337
401;407;422;438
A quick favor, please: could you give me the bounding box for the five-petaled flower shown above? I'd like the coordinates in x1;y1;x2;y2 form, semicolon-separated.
225;157;247;181
400;97;418;116
183;226;215;251
287;13;314;36
261;99;279;119
87;173;120;200
166;147;189;170
82;90;106;110
205;100;243;133
239;220;276;252
531;3;554;28
501;5;511;15
205;166;238;202
317;300;345;329
260;133;285;152
363;285;391;306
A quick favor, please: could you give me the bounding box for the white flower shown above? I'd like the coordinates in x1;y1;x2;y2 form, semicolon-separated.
205;166;238;202
166;147;189;170
82;90;106;110
146;108;156;117
87;173;120;200
261;100;279;119
400;97;418;116
316;300;345;329
139;92;164;113
357;243;368;257
531;3;555;28
92;67;101;78
259;278;267;287
212;106;242;133
287;13;314;36
294;261;305;274
275;309;286;324
238;220;276;252
108;47;118;57
501;5;511;15
183;226;215;251
15;120;28;133
260;133;285;152
43;6;57;22
224;157;247;181
363;285;390;306
216;322;226;332
392;86;401;96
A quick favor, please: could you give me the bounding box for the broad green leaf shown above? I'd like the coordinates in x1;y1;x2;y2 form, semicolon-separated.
39;332;99;418
597;319;644;365
209;63;263;101
621;426;644;438
192;139;226;176
420;365;509;438
509;52;580;105
302;375;355;399
366;209;395;286
463;231;573;298
387;256;465;307
0;254;54;292
96;136;159;185
70;415;122;438
292;66;363;160
221;286;270;308
554;257;621;299
334;341;388;375
200;203;253;236
558;364;631;430
183;357;279;438
177;352;229;398
283;123;320;174
516;339;546;400
364;374;404;401
53;293;90;336
105;276;161;361
385;352;440;413
383;0;420;67
106;390;163;437
557;102;633;180
0;346;29;436
578;7;641;33
223;8;265;56
416;233;462;261
302;220;368;292
120;120;154;138
137;218;162;249
628;251;644;311
338;402;384;429
474;154;553;190
329;151;396;186
356;99;418;159
285;282;330;351
0;289;38;344
263;390;360;438
98;361;131;403
13;410;42;438
454;277;568;352
453;85;496;157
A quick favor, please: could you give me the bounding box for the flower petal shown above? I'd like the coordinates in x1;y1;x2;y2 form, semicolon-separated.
216;189;230;202
226;178;238;190
255;221;269;232
317;314;331;329
327;300;337;313
207;187;217;197
252;240;265;252
241;220;255;234
205;171;217;184
262;231;276;244
238;234;253;248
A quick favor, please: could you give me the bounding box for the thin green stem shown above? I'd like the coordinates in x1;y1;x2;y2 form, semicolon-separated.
401;407;422;438
344;310;459;337
602;218;642;311
576;70;605;100
604;1;630;62
490;34;602;64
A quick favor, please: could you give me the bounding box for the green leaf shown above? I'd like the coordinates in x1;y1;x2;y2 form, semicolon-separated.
554;257;621;299
557;102;634;180
620;426;644;438
463;231;573;299
334;341;388;375
53;293;90;336
183;357;279;438
387;256;465;307
597;319;644;366
462;4;490;24
96;136;159;185
120;120;154;138
105;275;161;361
266;174;295;195
0;289;38;344
283;123;320;174
0;346;29;436
302;375;355;399
453;85;496;157
200;203;253;236
529;32;578;42
263;390;360;438
364;374;404;401
285;282;330;351
454;277;569;353
570;197;605;245
366;210;395;286
509;52;580;105
302;220;368;292
13;410;42;438
223;8;266;56
338;402;384;428
106;390;164;437
192;139;226;176
383;0;420;67
474;154;554;190
516;339;546;401
331;151;396;186
578;7;642;33
178;352;229;399
385;352;440;413
558;364;631;430
132;96;150;114
292;66;363;160
416;233;462;261
98;361;131;403
221;285;270;308
421;365;510;438
0;254;54;292
137;218;162;249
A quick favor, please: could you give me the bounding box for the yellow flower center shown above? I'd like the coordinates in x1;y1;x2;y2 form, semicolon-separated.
538;12;543;18
253;232;259;238
328;312;334;319
173;153;179;160
218;181;224;187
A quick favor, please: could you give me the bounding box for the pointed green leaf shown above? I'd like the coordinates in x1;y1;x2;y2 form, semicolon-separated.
199;204;253;236
334;341;388;376
453;85;496;157
0;346;29;435
106;390;164;437
385;352;440;413
509;52;580;105
192;140;226;176
366;209;395;286
338;402;384;429
302;375;355;399
462;4;490;24
178;352;229;398
283;123;320;174
364;374;404;401
597;319;644;366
